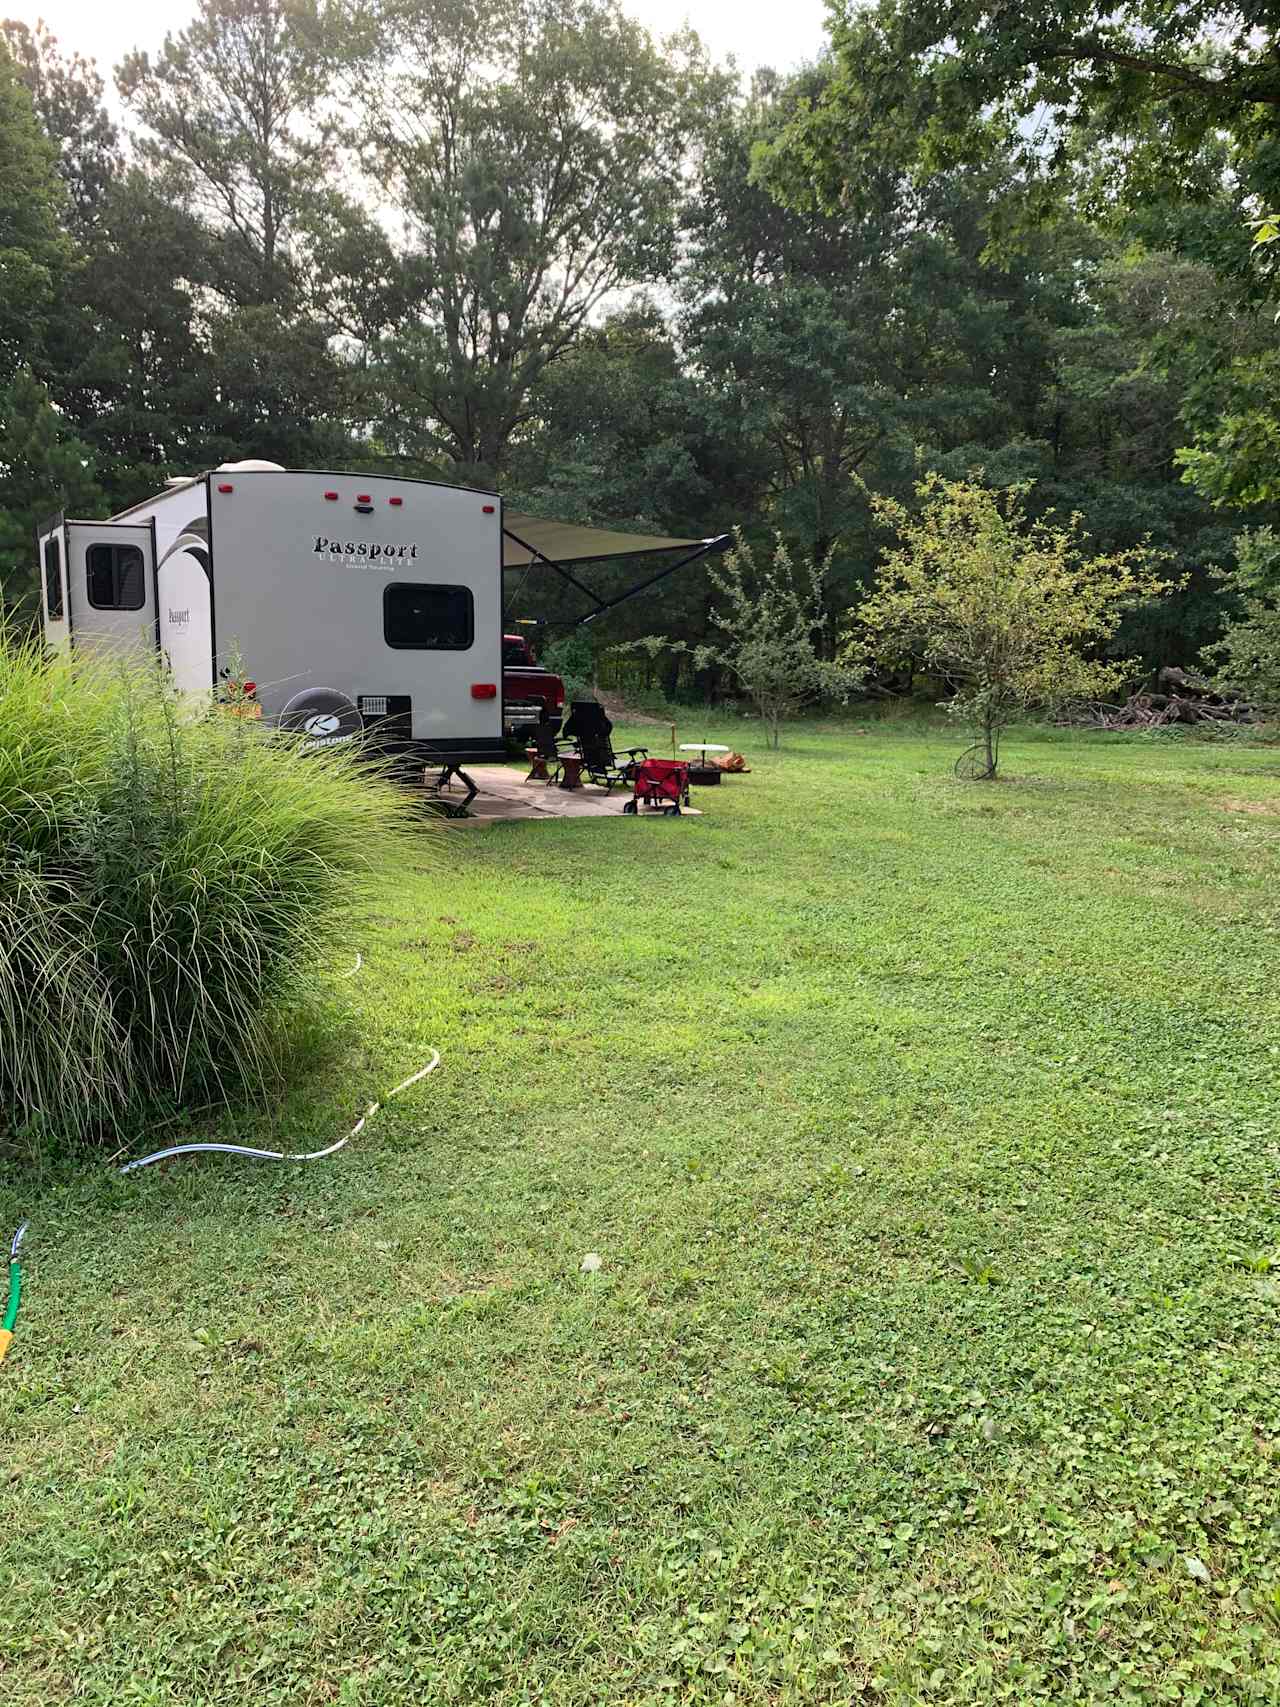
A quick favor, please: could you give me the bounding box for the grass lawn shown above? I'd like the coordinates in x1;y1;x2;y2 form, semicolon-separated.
3;718;1280;1706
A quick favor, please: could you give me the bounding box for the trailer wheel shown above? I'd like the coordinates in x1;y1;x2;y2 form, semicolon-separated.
622;798;637;815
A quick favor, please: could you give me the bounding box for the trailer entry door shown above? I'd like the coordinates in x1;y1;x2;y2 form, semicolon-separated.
36;513;69;650
64;521;157;655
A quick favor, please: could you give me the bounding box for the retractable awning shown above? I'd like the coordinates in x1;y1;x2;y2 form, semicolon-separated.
501;511;731;627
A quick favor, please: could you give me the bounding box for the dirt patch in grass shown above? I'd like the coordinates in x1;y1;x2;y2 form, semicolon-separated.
1220;796;1280;816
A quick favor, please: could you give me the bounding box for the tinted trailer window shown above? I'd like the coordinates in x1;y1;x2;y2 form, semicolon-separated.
384;583;473;650
43;534;63;619
87;542;146;610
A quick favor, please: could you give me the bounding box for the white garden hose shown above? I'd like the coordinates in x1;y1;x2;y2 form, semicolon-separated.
116;1052;440;1176
2;965;438;1371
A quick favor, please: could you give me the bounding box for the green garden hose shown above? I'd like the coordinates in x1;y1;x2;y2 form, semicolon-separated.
0;1221;28;1365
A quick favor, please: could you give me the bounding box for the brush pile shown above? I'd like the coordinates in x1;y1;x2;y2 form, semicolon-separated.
1081;667;1256;731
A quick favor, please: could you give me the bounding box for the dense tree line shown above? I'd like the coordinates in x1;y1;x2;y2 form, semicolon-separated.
2;0;1278;689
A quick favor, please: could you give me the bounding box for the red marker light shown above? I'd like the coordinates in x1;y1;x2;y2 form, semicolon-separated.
217;483;233;493
482;504;495;513
324;490;338;501
356;494;371;504
243;681;256;695
389;495;403;507
470;683;498;699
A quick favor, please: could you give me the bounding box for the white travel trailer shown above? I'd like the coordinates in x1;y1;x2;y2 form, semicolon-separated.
38;461;510;765
36;460;729;780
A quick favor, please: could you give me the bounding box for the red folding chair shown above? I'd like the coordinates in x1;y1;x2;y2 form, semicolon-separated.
623;758;691;816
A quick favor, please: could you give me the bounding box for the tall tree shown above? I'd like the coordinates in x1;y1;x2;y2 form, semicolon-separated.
681;78;907;575
53;174;265;497
0;371;102;613
508;303;720;532
681;79;1096;641
1;24;210;499
1;19;120;236
117;0;340;309
1024;249;1261;672
351;0;728;480
108;0;368;483
0;44;73;388
0;39;102;614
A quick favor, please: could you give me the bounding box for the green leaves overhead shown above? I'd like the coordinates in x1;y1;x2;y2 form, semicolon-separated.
756;0;1280;228
0;20;120;236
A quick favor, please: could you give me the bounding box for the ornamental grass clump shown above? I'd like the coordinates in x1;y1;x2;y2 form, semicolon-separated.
0;628;417;1149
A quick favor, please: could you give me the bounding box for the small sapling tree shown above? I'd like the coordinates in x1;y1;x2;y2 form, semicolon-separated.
1200;528;1280;708
625;531;862;747
847;475;1172;777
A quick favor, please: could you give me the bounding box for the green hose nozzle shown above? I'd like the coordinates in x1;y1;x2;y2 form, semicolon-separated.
1;1221;27;1363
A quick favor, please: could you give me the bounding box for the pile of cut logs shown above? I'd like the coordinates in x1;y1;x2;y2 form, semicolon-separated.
1082;667;1255;730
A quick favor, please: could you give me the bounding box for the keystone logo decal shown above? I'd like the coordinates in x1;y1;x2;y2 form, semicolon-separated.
314;536;418;565
302;712;342;739
167;607;190;627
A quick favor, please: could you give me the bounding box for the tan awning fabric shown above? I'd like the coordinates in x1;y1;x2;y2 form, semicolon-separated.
502;511;719;570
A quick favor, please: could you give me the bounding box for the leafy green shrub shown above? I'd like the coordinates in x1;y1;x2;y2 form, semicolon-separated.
0;630;417;1148
539;630;595;703
621;532;863;747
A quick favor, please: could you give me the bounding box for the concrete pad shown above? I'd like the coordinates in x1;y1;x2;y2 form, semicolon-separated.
446;764;702;823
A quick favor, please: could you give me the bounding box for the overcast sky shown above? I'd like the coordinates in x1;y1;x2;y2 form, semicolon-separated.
9;0;832;89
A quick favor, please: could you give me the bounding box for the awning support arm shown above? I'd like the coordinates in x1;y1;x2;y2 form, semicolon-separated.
502;527;601;608
574;535;732;627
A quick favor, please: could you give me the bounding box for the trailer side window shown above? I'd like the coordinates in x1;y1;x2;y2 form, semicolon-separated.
87;543;146;611
384;583;474;650
43;535;64;620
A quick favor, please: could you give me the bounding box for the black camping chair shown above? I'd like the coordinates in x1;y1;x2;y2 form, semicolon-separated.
561;700;648;791
525;708;574;784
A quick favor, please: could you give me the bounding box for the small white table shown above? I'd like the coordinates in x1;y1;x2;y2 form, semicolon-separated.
679;743;730;785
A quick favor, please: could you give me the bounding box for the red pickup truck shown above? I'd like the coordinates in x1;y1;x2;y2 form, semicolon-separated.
502;633;565;736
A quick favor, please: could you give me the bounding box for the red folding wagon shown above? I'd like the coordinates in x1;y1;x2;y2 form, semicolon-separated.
622;757;692;816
